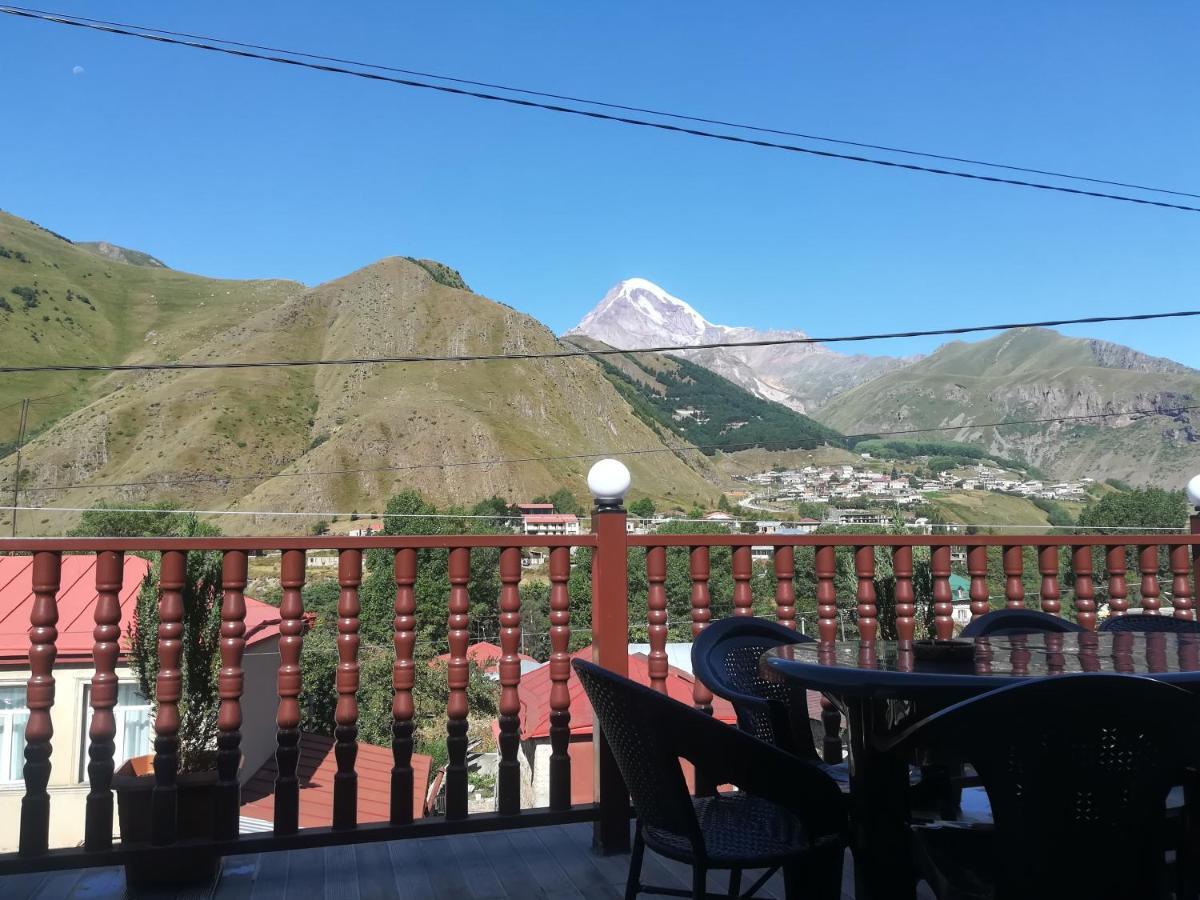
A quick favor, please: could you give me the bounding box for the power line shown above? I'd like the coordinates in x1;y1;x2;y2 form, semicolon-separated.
4;7;1200;214
8;402;1198;495
6;5;1196;202
1;309;1198;375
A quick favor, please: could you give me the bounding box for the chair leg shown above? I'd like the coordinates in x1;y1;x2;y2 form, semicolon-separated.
693;863;707;900
625;825;645;900
728;867;742;898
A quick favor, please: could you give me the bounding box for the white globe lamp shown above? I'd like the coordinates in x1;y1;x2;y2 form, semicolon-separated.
1187;473;1200;511
587;458;631;511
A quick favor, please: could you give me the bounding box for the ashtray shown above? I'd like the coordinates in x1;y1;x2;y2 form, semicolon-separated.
912;639;975;663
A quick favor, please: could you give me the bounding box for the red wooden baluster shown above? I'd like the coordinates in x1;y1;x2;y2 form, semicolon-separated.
19;551;60;856
1171;545;1194;620
1077;630;1101;672
391;548;417;824
334;549;361;829
1072;546;1096;631
85;550;123;851
931;545;953;638
274;549;306;835
445;547;470;820
1146;632;1169;673
968;546;989;621
547;547;572;810
691;547;714;714
646;546;668;693
1038;546;1061;617
732;545;753;616
1107;545;1129;617
1003;546;1025;609
216;550;248;839
774;545;796;630
1140;545;1161;614
1111;631;1135;673
894;545;915;645
152;550;186;846
855;546;877;642
498;547;523;814
1009;634;1031;677
814;545;842;762
1045;632;1065;675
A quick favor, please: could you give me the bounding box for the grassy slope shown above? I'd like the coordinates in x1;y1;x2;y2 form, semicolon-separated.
2;254;716;534
814;328;1200;487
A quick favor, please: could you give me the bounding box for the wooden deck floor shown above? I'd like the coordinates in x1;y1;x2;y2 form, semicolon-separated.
0;822;883;899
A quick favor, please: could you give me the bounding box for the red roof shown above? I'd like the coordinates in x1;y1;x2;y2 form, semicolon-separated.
523;514;578;525
0;555;283;663
517;503;555;512
431;640;536;675
240;732;432;827
513;646;738;741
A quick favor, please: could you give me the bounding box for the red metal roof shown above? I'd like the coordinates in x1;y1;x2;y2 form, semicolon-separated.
0;555;283;663
522;514;579;524
431;640;536;675
513;646;738;741
240;732;432;827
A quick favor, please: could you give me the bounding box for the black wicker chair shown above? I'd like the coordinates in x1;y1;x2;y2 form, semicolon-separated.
885;673;1200;900
573;658;848;900
1100;612;1200;633
960;608;1085;637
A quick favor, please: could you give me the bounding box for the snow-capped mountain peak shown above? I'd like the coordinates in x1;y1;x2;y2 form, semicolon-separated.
569;277;728;347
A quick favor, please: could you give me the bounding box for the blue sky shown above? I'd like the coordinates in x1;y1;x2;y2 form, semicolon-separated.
1;2;1197;364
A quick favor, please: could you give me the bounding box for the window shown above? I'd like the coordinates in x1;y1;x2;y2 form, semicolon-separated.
0;684;29;784
79;683;152;781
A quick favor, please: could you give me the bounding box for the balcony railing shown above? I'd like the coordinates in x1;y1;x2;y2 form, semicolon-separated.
0;512;1197;874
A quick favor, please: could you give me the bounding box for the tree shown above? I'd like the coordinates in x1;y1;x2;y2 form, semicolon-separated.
310;519;330;536
1077;488;1188;531
549;487;582;516
629;497;656;519
68;501;189;538
717;494;733;512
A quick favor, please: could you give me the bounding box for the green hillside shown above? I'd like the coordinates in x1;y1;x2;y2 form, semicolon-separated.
814;328;1200;488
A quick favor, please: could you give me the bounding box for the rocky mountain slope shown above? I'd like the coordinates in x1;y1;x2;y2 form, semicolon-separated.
566;278;912;412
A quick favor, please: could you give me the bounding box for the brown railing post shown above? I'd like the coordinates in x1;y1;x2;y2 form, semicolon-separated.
497;546;523;815
1003;545;1025;609
967;546;989;621
1038;545;1061;618
1072;546;1097;631
931;545;953;638
894;545;915;644
815;546;842;763
1192;511;1200;597
216;549;248;839
19;550;60;857
391;548;417;824
275;548;306;835
646;546;668;693
854;546;877;642
445;546;471;821
691;547;714;714
773;545;796;630
152;550;186;846
732;545;753;616
589;464;630;854
547;546;573;811
1171;545;1194;620
85;550;123;851
1139;545;1161;614
1108;545;1129;617
334;548;362;829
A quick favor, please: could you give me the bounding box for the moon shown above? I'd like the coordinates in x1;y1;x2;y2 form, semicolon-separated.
72;65;84;76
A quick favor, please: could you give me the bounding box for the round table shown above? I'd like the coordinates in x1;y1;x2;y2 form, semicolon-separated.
761;633;1200;900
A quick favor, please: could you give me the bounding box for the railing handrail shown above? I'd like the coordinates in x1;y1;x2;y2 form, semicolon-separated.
630;533;1200;547
0;535;597;552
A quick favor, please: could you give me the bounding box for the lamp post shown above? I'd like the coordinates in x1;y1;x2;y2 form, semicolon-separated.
586;458;631;853
1188;474;1200;592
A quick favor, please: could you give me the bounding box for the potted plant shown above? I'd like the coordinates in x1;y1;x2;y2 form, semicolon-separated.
111;515;225;887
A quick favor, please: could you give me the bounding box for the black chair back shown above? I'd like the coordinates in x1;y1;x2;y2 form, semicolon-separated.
691;617;814;755
960;607;1084;637
1100;612;1200;633
893;674;1200;899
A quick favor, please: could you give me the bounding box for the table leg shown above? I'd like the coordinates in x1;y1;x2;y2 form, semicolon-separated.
845;696;916;900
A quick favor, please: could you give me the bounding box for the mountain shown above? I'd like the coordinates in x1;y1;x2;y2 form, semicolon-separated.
563;335;846;453
0;214;723;534
77;241;169;269
814;328;1200;487
566;278;912;412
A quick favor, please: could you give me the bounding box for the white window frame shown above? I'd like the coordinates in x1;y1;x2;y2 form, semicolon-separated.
79;682;152;782
0;683;29;786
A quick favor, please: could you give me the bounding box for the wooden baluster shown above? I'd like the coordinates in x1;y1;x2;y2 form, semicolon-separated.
391;548;417;824
732;545;753;616
334;549;361;829
931;545;953;638
1038;546;1061;618
1140;545;1161;614
814;545;841;762
547;547;572;810
19;551;60;856
445;547;470;820
1107;545;1129;617
152;550;186;846
216;550;248;839
274;549;306;835
1171;545;1194;620
1146;632;1169;673
1111;631;1135;673
85;551;123;851
855;546;877;641
967;546;989;621
1009;634;1031;677
1072;546;1096;631
1003;545;1025;609
894;545;915;645
774;545;796;630
497;547;523;815
690;547;714;715
645;546;668;693
1077;630;1101;672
